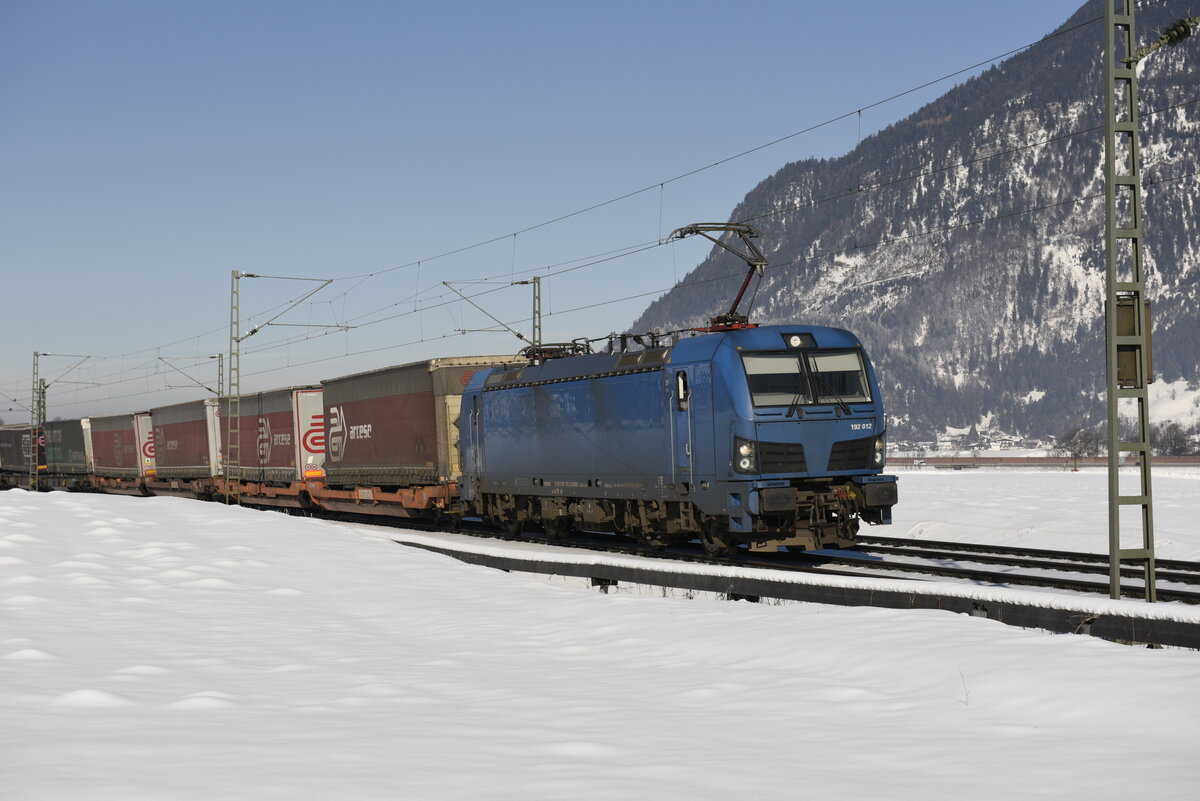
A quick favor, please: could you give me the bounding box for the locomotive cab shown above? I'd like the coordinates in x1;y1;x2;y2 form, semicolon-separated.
693;325;897;551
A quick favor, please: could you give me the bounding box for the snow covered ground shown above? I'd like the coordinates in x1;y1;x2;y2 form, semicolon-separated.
890;467;1200;561
3;476;1199;800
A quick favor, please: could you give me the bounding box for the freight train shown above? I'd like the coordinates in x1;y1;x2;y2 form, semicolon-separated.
0;324;897;554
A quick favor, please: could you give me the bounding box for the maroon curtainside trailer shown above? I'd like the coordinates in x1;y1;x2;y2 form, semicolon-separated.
218;387;325;484
313;356;511;517
149;398;221;482
320;356;511;489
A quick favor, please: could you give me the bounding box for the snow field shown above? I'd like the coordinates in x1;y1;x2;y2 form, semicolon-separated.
890;467;1200;561
2;484;1198;800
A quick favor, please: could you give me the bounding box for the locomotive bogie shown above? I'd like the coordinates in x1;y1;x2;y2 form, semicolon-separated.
467;491;699;546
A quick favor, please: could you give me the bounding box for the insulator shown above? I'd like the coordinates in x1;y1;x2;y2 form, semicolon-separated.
1164;19;1192;47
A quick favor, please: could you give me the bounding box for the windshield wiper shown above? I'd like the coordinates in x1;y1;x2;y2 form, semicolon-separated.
809;370;853;416
785;384;806;418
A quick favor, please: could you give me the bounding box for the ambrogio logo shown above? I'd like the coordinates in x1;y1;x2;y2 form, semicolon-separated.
328;406;347;462
257;417;273;463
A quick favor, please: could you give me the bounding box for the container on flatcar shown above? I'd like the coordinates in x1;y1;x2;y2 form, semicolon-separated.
218;387;324;483
42;419;92;486
0;424;43;481
0;425;26;473
150;398;221;479
89;412;156;478
320;356;511;488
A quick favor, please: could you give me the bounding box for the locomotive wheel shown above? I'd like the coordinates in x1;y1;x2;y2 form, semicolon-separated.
699;520;735;557
635;530;668;550
544;517;573;541
490;515;522;537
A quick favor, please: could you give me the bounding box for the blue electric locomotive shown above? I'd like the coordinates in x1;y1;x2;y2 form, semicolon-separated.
458;324;897;554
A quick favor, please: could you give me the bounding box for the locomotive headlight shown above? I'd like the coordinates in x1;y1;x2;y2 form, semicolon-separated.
782;333;814;349
873;434;887;467
733;437;757;473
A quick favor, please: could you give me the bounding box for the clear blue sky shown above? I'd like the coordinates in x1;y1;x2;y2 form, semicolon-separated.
1;0;1084;419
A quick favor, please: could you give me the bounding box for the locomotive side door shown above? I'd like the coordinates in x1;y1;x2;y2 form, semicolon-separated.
671;368;692;485
470;395;483;477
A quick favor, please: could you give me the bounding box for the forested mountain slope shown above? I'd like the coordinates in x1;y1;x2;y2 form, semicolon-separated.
631;0;1199;439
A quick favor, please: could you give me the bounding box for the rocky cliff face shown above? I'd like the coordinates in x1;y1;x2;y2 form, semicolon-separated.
630;0;1200;439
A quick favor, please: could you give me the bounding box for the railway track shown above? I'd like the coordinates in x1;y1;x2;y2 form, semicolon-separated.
321;509;1200;605
857;534;1200;578
791;538;1200;604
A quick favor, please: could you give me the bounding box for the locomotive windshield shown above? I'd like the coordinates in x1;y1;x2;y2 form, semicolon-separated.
742;354;812;407
807;351;872;403
741;350;871;407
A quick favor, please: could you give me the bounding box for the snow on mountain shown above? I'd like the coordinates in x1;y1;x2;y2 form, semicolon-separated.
631;0;1200;441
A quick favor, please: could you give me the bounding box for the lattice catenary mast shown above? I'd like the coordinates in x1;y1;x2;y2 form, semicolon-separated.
1102;1;1197;601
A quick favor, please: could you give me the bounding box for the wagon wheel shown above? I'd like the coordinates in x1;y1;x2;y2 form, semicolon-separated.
699;519;735;557
433;507;462;532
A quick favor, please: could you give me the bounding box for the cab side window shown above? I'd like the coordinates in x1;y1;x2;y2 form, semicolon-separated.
676;371;690;411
